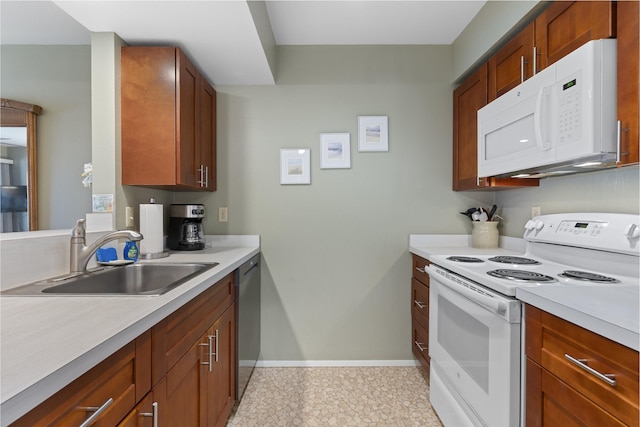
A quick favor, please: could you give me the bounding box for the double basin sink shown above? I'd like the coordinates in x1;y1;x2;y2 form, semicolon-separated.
2;262;219;296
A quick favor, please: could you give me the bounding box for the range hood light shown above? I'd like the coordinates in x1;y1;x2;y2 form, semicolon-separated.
511;173;532;178
519;139;529;143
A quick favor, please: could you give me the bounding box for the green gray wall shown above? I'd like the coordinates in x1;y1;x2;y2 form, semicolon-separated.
1;45;92;229
175;45;494;361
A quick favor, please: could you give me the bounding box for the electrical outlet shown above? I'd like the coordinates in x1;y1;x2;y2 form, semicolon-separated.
218;207;228;223
531;206;541;218
125;206;135;228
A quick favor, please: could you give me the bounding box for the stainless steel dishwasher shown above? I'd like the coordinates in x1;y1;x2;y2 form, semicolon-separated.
236;253;261;400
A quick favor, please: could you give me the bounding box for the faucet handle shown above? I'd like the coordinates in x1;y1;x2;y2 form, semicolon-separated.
71;219;86;238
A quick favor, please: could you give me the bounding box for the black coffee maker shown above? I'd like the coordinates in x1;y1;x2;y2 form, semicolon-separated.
168;204;205;250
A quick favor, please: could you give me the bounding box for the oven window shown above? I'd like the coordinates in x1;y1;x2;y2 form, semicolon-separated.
437;295;490;393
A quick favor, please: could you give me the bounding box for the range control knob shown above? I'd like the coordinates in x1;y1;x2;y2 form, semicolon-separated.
624;224;640;239
524;220;535;231
533;220;545;231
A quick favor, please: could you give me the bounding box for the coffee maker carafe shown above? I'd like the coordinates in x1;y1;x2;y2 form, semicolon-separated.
168;204;205;250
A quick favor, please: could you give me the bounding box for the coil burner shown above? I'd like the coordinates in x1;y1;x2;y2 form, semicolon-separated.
559;270;620;283
446;256;484;263
488;256;541;265
487;269;556;282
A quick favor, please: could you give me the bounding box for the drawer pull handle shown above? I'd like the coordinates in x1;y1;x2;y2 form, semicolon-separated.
565;354;617;387
415;267;426;274
414;300;426;309
140;401;159;427
414;341;427;352
79;397;113;427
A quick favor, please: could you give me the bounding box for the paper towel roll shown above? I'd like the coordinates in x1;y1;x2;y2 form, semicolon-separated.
139;203;164;255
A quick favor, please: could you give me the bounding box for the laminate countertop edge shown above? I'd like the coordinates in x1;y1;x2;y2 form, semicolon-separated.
0;240;260;426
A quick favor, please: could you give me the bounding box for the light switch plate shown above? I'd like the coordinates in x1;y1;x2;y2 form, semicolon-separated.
218;207;228;223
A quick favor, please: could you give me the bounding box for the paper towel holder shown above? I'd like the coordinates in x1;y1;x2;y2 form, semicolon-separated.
139;198;169;259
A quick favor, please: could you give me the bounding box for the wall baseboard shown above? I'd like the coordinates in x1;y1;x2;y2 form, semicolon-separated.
256;359;421;368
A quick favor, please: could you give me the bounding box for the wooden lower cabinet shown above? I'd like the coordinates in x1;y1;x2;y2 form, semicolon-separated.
158;303;235;427
11;274;237;427
11;332;151;427
411;255;430;369
525;305;639;427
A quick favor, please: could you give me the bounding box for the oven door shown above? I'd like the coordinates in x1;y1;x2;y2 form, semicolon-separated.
427;265;522;427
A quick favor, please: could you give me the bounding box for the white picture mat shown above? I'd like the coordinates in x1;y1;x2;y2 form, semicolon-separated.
280;148;311;184
358;116;389;152
320;133;351;169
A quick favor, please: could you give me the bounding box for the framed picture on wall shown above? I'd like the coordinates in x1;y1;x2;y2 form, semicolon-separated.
320;133;351;169
280;148;311;184
358;116;388;152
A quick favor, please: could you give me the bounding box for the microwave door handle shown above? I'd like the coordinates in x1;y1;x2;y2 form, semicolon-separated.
534;87;552;150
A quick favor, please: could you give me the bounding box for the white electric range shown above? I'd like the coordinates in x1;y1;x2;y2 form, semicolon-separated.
426;213;640;427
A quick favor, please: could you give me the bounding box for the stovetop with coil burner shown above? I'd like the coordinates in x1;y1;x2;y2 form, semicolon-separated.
431;214;640;297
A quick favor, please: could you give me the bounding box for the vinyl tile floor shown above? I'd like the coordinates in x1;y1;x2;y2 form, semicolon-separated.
226;366;443;426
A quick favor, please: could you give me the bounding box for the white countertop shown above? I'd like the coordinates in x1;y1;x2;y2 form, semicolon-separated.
0;236;260;426
409;234;639;352
516;286;639;351
409;234;525;259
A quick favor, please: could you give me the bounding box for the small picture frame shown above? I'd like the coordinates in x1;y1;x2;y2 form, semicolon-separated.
320;133;351;169
280;148;311;184
358;116;389;152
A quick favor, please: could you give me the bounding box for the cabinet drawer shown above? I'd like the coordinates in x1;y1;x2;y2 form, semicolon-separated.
12;335;151;427
412;255;430;285
526;306;639;426
412;318;429;369
527;358;627;427
152;273;235;384
411;278;429;329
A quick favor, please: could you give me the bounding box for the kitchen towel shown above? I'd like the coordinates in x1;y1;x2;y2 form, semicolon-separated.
139;203;163;255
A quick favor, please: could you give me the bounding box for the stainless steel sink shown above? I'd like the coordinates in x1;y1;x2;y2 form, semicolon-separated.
2;262;219;296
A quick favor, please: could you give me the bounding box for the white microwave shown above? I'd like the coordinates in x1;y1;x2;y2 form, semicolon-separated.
477;39;618;179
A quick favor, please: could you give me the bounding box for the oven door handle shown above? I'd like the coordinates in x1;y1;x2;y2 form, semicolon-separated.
426;265;507;315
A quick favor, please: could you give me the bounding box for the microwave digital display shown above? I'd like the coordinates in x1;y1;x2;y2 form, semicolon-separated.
563;79;577;91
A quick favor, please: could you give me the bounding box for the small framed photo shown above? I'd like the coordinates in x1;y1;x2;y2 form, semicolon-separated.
280;148;311;184
358;116;389;152
320;133;351;169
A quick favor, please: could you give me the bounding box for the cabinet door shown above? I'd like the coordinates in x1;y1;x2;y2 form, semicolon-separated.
453;64;489;190
163;337;208;427
534;1;616;70
488;22;535;101
177;49;199;188
208;304;236;427
617;0;639;166
199;79;217;191
121;47;179;187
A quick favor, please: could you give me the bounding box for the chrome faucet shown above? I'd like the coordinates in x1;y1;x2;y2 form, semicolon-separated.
70;219;143;273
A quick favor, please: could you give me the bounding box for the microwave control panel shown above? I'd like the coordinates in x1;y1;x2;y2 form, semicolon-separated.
557;71;583;144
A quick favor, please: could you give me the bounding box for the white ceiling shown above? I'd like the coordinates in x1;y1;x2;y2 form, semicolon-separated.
0;0;486;85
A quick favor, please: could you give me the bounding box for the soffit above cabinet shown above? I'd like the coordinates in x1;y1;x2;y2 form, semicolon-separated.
3;0;486;86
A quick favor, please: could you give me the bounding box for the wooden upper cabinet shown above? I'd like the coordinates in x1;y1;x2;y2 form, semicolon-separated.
453;64;488;191
200;79;217;191
616;0;639;166
121;46;216;191
488;22;535;101
534;1;616;71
